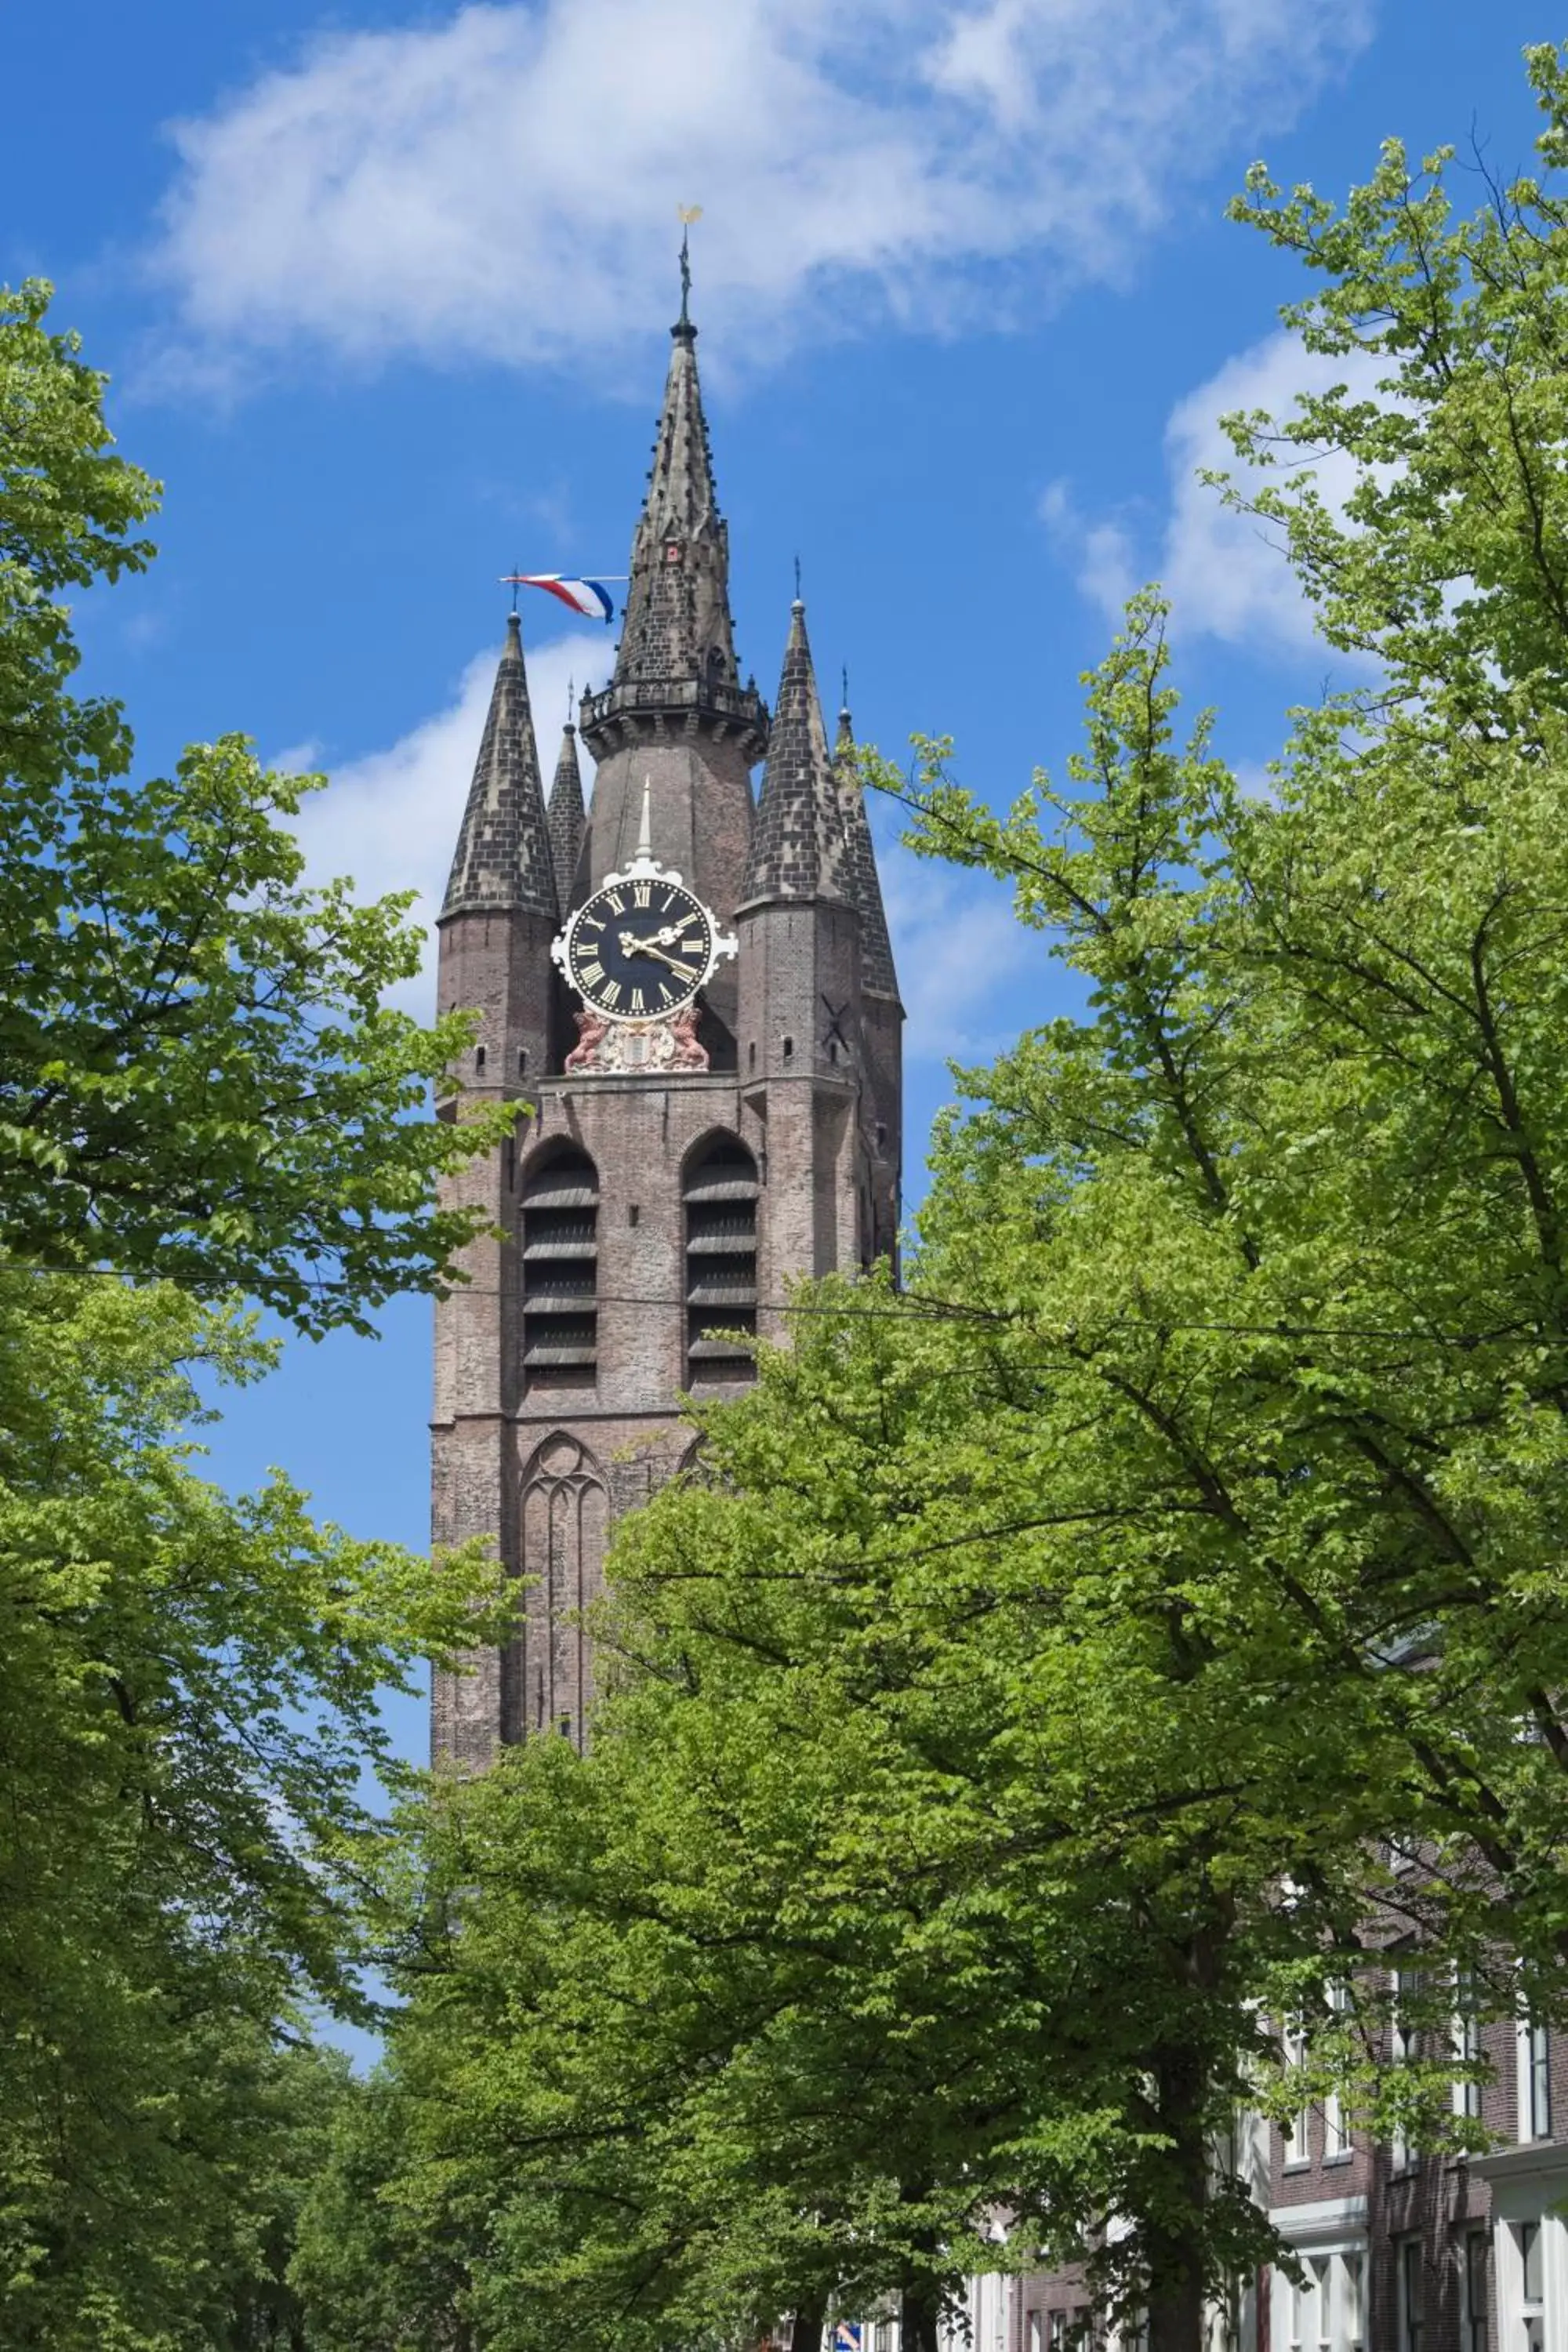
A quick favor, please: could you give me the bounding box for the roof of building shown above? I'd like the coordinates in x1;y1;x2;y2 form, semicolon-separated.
546;719;586;919
836;702;900;1000
441;614;557;920
742;601;854;909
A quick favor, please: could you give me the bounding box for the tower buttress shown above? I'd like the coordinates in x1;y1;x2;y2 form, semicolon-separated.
546;717;586;918
737;600;866;1306
836;697;903;1268
431;614;557;1767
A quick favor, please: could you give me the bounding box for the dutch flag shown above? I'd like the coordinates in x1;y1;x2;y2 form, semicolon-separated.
503;574;616;622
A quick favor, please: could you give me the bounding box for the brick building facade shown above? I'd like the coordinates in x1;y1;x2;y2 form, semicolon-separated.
430;281;902;1764
975;2009;1567;2352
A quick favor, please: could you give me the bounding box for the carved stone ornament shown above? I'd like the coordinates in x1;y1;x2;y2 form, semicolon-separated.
564;1002;710;1075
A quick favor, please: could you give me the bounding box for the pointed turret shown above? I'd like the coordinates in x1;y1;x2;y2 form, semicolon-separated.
574;260;766;1050
442;614;555;919
833;691;903;1273
834;696;899;1002
546;718;586;918
741;601;853;909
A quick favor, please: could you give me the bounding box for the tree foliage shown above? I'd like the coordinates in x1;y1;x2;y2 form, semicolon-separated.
0;278;504;1334
0;285;511;2343
304;49;1568;2352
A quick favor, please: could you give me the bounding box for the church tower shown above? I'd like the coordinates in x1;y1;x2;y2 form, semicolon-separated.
430;280;903;1766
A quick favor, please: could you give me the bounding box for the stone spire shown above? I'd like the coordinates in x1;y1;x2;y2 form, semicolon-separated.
835;694;899;1000
579;270;766;768
441;614;555;919
742;601;854;907
546;717;585;918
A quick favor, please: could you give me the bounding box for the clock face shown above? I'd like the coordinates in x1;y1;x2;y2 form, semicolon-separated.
565;878;717;1022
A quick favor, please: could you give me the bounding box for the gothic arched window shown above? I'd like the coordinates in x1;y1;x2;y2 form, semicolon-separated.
503;1432;608;1753
521;1145;599;1388
683;1134;757;1386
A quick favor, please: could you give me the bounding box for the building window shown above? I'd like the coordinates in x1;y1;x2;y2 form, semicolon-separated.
1026;2314;1042;2352
1392;1968;1422;2171
1287;2270;1304;2352
1454;1974;1484;2122
1399;2239;1425;2352
1525;2022;1551;2140
684;1136;758;1385
1282;2021;1310;2168
521;1147;599;1385
1342;2251;1365;2352
1516;2220;1544;2352
1465;2232;1489;2352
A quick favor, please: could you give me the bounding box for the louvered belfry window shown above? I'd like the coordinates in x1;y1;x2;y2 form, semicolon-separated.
683;1136;758;1385
521;1148;599;1385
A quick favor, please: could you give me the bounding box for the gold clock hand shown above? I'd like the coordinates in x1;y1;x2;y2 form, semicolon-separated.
619;931;700;979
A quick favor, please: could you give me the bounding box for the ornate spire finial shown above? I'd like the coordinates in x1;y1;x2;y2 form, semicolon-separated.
793;553;802;605
677;203;702;330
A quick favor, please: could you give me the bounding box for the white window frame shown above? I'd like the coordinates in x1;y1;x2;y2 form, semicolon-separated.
1288;2258;1316;2352
1508;2216;1545;2351
1341;2249;1365;2352
1464;2229;1490;2352
1454;1971;1484;2123
1514;2020;1551;2143
1391;1972;1417;2173
1322;1983;1351;2161
1310;2254;1331;2352
1283;2021;1311;2169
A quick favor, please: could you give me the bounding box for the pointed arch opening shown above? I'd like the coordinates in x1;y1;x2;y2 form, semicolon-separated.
503;1431;608;1753
521;1144;599;1388
683;1133;757;1387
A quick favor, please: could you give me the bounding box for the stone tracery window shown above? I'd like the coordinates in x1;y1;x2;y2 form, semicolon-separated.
503;1432;607;1752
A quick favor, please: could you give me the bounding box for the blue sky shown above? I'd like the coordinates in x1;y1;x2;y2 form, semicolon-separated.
2;2;1554;1776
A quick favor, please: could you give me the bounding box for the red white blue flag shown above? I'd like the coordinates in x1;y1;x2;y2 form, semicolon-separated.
503;574;616;622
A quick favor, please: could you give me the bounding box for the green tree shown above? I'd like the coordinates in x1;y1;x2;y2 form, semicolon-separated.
0;282;511;2343
0;1272;503;2349
0;278;504;1332
338;583;1568;2352
308;43;1568;2352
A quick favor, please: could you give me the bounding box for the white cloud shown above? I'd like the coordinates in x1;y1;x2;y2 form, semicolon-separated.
1160;331;1388;649
289;626;607;1011
1050;330;1388;653
150;0;1372;380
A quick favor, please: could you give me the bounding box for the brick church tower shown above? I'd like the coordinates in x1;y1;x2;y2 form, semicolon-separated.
430;281;902;1764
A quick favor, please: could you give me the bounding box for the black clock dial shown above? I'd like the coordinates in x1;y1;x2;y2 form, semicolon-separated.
566;880;715;1021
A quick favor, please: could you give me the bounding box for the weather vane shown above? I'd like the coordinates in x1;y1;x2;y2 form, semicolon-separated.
677;203;702;326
